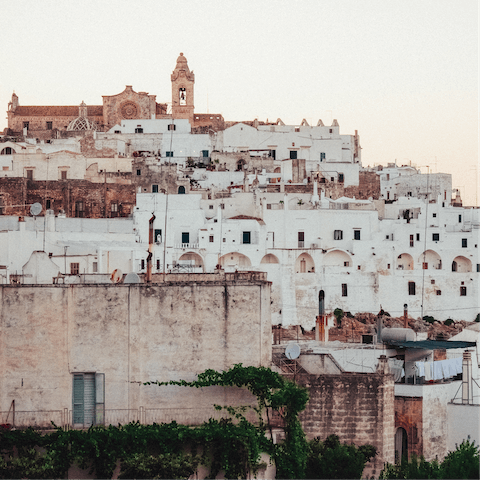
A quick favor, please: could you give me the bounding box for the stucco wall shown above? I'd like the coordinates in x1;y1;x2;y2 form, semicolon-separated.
0;280;271;423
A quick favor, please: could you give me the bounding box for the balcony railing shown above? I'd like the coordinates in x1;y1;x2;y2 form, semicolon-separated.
0;407;262;430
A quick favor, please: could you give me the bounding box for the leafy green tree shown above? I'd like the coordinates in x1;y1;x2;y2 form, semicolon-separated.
441;438;479;479
305;434;376;479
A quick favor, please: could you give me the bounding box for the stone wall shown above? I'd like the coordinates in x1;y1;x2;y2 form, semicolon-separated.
0;177;135;218
395;396;423;458
133;159;187;194
299;372;395;478
0;279;272;422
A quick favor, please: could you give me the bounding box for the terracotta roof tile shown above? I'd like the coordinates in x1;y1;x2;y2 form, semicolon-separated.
13;106;103;117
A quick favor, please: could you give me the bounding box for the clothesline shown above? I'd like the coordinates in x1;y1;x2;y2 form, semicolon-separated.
415;357;462;381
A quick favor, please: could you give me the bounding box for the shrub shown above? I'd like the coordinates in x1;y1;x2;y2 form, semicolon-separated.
334;308;344;328
444;319;454;326
423;315;436;324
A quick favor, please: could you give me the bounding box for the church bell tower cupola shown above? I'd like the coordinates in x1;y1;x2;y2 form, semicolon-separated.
171;53;195;126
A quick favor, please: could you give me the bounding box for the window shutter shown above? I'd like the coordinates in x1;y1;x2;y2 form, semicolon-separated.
83;373;96;426
95;373;105;425
73;374;84;424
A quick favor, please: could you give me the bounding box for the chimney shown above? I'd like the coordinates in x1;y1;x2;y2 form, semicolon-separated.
462;351;473;404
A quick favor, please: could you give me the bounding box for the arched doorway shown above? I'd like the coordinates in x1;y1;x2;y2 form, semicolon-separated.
295;253;315;273
178;252;204;272
395;427;408;463
178;186;186;194
452;256;472;272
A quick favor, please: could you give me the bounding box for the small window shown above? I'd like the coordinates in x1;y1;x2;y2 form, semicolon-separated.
298;231;304;248
136;169;141;176
220;203;225;209
46;199;51;209
460;286;467;296
462;238;467;248
344;261;350;267
416;233;420;241
111;203;118;213
182;232;190;244
458;215;462;223
166;151;173;157
431;279;435;284
154;229;162;243
70;263;79;275
320;152;326;161
387;264;391;269
436;290;441;295
329;128;333;133
357;265;361;270
114;130;121;134
178;186;186;194
432;233;440;242
135;127;143;133
354;229;361;240
209;205;214;209
334;230;343;240
289;150;297;159
156;259;161;270
23;121;29;130
92;262;98;273
433;213;436;218
267;204;272;209
168;124;176;131
26;169;33;180
152;184;158;193
422;262;428;270
61;170;67;180
209;235;214;243
410;235;414;247
338;173;344;183
242;231;251;244
342;284;348;297
408;282;416;295
202;150;209;158
46;121;53;130
141;259;145;270
270;149;276;159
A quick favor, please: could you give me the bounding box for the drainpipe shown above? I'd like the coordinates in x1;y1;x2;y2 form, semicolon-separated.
146;214;155;282
403;303;408;328
462;351;473;404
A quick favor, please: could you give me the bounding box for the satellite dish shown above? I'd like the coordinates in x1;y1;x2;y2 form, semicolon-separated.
124;272;141;284
110;269;123;283
30;202;42;216
285;343;301;360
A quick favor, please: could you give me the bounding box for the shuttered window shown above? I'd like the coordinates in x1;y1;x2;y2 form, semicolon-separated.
73;373;104;427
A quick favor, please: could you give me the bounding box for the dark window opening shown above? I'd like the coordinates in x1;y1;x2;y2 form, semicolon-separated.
320;152;326;161
334;230;343;240
178;186;186;194
289;150;297;159
342;284;348;297
136;169;141;176
462;238;467;248
408;281;416;295
168;124;176;131
23;121;29;130
436;290;441;295
410;235;414;247
75;201;84;218
152;184;158;193
135;127;143;133
354;229;361;240
46;121;53;130
338;173;344;183
270;149;276;159
26;169;33;180
432;233;440;241
166;151;173;157
202;150;209;158
416;233;420;241
182;232;190;244
70;263;79;275
460;286;467;296
298;231;304;248
209;235;214;243
242;231;251;244
154;229;162;243
141;259;145;270
46;199;51;209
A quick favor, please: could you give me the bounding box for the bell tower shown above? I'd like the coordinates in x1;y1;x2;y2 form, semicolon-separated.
171;53;195;126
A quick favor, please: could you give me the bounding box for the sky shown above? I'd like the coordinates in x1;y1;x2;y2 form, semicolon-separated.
0;0;478;205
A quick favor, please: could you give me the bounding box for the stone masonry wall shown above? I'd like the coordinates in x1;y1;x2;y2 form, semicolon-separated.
395;396;423;459
299;372;395;478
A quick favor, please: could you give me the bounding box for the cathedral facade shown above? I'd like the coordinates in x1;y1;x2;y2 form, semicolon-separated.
5;53;224;139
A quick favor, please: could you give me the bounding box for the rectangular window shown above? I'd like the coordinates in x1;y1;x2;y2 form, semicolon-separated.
416;233;420;241
422;262;428;270
92;262;98;273
410;235;414;247
459;215;462;223
334;230;343;240
72;373;104;427
135;127;143;133
209;235;214;243
152;184;158;193
182;232;190;244
289;150;297;159
460;286;467;296
436;290;441;295
220;203;225;209
23;121;29;130
408;282;416;295
202;150;209;158
70;263;79;275
136;169;141;176
433;213;437;218
156;259;160;270
154;229;162;243
166;151;173;157
344;261;350;267
354;229;361;240
298;231;304;248
462;238;467;248
46;121;53;130
61;170;67;180
342;284;348;297
338;173;344;183
270;149;276;159
387;264;391;269
141;259;145;270
26;169;33;180
432;233;440;241
46;199;51;209
168;124;176;131
320;152;326;161
242;231;251;244
110;203;118;217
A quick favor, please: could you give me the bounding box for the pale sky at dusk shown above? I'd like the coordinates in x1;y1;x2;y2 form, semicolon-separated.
0;0;478;205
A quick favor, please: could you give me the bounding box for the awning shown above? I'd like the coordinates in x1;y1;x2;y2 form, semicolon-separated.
386;340;476;350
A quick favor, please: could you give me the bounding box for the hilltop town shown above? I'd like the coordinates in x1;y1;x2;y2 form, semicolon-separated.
0;53;479;478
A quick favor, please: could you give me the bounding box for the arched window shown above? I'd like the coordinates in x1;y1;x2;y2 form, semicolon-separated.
395;427;408;463
178;186;186;194
0;147;13;155
319;290;325;315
